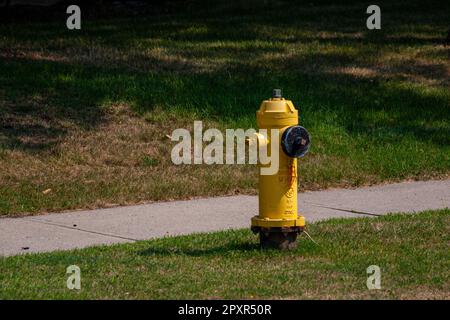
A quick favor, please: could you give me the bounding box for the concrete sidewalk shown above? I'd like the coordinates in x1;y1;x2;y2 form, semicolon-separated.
1;179;449;256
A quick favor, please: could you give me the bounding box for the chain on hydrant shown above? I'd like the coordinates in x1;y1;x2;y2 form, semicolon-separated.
251;89;311;250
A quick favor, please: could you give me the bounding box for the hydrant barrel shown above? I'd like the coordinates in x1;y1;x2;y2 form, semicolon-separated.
251;89;309;249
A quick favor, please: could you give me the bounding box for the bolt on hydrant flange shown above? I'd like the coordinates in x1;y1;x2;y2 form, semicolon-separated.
251;89;310;250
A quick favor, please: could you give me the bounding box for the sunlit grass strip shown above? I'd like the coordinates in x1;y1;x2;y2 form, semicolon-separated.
0;209;448;299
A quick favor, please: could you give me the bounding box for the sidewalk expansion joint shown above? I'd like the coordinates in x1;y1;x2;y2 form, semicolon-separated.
304;202;383;217
24;217;139;242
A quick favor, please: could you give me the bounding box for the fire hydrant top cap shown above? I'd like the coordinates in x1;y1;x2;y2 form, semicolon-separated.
272;89;282;99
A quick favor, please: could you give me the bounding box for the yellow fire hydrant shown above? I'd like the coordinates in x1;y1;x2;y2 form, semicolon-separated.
251;89;310;249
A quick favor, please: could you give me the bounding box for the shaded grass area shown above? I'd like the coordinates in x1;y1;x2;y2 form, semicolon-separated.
0;209;449;299
0;0;449;215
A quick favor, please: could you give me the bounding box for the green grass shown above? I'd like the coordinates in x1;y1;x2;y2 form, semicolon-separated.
0;0;449;215
0;209;449;299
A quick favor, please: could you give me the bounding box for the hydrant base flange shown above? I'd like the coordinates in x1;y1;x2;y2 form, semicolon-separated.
251;215;306;228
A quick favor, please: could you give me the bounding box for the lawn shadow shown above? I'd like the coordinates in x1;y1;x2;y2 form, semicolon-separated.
2;42;448;155
0;57;108;154
137;241;262;257
1;0;448;152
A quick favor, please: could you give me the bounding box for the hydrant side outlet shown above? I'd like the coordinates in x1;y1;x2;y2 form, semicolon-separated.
251;90;310;250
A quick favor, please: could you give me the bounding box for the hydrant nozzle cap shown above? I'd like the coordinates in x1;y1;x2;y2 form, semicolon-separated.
272;89;282;99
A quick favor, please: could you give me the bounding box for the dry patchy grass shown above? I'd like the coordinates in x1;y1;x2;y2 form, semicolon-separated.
0;101;256;215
